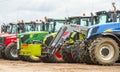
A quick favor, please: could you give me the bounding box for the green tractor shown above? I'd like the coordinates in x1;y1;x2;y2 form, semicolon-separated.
0;21;48;60
18;18;66;62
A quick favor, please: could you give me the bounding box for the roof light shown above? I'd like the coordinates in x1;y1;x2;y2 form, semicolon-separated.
83;13;86;16
36;19;38;22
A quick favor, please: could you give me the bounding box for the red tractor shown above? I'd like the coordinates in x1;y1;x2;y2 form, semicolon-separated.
0;22;26;60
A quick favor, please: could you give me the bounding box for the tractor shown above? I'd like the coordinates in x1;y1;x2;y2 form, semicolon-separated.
0;22;26;60
0;21;44;60
40;24;88;63
71;3;120;65
18;18;66;62
37;13;99;63
68;10;120;63
78;22;120;65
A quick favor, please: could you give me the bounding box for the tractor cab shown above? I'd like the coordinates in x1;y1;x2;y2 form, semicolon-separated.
116;10;120;22
45;18;66;32
24;22;44;32
96;10;120;24
0;24;10;34
68;16;97;26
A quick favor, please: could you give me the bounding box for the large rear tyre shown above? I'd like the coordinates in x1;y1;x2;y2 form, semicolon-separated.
61;42;74;63
41;48;63;63
89;37;119;65
4;43;19;60
71;40;81;63
79;41;93;64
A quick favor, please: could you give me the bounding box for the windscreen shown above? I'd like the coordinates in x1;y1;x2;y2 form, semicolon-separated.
25;23;35;32
45;21;64;32
69;18;79;24
80;18;89;26
55;21;64;32
45;22;54;32
9;24;16;34
1;25;10;33
17;24;26;33
98;14;107;24
35;23;44;31
25;23;44;32
117;13;120;22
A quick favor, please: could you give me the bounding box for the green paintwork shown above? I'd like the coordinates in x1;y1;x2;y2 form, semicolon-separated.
19;31;48;44
18;31;48;56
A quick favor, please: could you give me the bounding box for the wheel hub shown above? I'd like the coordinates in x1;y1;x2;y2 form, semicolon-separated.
101;48;109;56
100;46;114;60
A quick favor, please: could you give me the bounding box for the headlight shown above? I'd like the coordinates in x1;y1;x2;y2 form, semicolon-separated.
86;26;99;39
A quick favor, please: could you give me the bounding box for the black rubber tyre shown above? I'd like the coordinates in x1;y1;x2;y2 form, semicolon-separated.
19;56;28;61
4;43;19;60
42;34;63;63
71;40;81;63
61;42;74;63
0;44;5;58
41;54;60;63
41;56;50;63
0;49;7;59
89;37;119;65
79;41;93;64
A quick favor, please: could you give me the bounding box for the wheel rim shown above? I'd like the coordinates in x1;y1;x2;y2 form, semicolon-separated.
99;44;114;61
54;48;62;60
10;47;18;58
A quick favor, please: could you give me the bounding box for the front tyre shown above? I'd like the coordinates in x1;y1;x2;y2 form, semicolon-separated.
89;37;119;65
5;43;19;60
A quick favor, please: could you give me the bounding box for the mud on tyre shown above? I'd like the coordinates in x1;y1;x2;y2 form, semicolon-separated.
61;42;74;63
89;37;119;65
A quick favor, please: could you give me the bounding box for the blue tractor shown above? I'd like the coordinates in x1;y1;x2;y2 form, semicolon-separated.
77;10;120;65
64;10;120;63
81;22;120;65
70;2;120;64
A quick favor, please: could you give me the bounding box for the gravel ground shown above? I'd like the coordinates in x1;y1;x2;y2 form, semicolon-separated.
0;59;120;72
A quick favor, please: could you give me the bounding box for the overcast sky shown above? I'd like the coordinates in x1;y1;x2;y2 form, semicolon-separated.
0;0;120;24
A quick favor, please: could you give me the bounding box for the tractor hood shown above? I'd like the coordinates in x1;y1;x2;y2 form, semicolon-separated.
87;22;120;39
18;31;49;44
0;34;16;46
0;34;16;38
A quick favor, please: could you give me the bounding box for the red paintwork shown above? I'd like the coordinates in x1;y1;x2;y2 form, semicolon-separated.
2;34;17;46
62;32;69;36
54;47;62;61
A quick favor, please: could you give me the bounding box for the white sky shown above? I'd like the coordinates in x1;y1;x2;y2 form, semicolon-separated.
0;0;120;24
